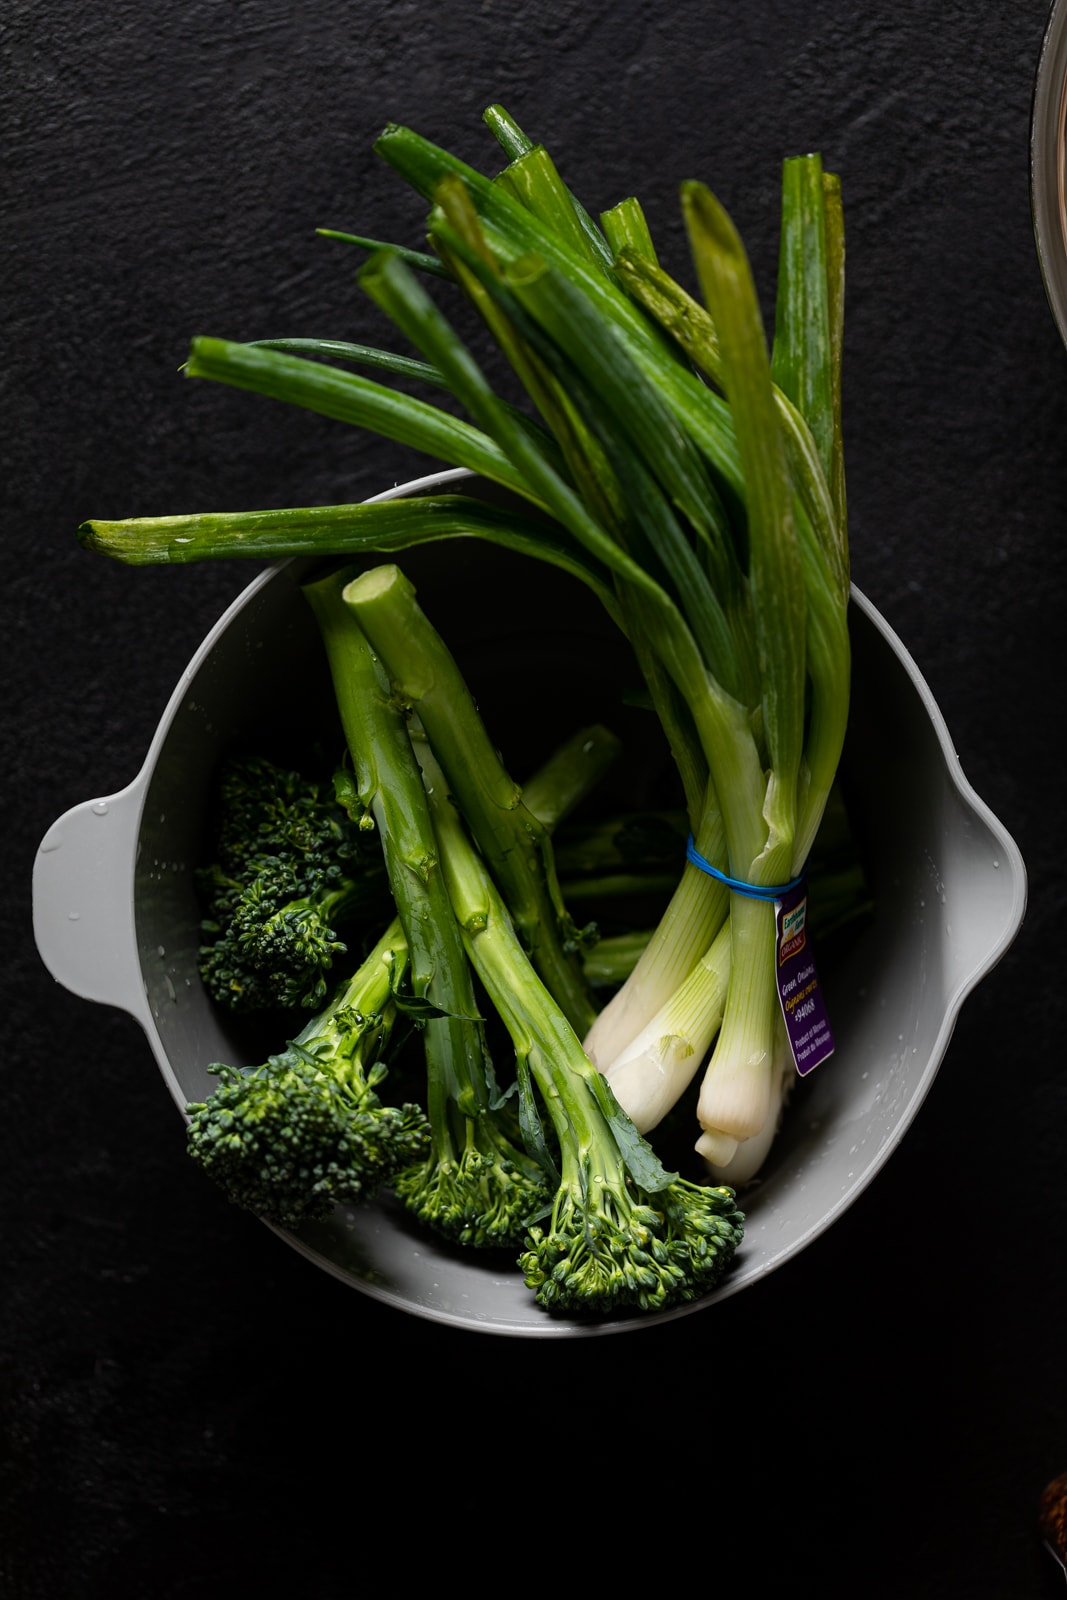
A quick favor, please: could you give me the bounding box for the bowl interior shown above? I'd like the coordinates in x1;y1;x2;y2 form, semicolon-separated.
130;526;1022;1336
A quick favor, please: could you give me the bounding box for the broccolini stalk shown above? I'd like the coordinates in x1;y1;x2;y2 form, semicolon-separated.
185;919;429;1227
304;567;550;1249
419;741;745;1315
517;722;623;831
581;929;653;989
342;561;598;1036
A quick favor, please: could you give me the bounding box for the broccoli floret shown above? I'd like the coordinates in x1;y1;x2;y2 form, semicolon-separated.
212;755;344;872
197;755;391;1011
186;920;430;1227
421;739;745;1316
393;1091;550;1251
519;1160;745;1315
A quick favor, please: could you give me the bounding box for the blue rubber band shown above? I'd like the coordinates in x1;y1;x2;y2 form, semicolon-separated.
685;834;805;902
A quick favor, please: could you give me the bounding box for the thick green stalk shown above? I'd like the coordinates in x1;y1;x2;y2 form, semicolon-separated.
295;915;404;1028
343;561;596;1036
421;745;639;1189
518;723;622;832
302;568;487;1137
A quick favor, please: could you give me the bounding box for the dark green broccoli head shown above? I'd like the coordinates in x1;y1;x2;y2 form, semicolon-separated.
204;879;382;1012
235;898;351;1010
212;756;356;878
197;756;390;1012
186;1046;430;1228
518;1176;744;1315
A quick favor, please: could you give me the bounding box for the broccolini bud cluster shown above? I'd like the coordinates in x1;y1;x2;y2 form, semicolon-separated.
186;920;430;1227
519;1174;744;1315
393;1112;550;1251
197;755;391;1011
186;1045;428;1228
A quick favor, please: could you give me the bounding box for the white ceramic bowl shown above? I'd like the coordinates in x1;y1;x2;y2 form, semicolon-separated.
33;469;1027;1337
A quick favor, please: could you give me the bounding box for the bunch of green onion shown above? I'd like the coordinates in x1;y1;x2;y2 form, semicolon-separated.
80;104;850;1187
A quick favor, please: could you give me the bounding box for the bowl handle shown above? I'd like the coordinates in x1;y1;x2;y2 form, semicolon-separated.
32;778;152;1029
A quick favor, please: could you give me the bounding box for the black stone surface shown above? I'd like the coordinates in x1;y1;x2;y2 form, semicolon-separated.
5;2;1065;1595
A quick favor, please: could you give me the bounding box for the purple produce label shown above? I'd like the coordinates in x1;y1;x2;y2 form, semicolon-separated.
775;881;835;1076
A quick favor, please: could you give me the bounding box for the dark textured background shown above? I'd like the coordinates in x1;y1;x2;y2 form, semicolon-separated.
5;2;1066;1595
